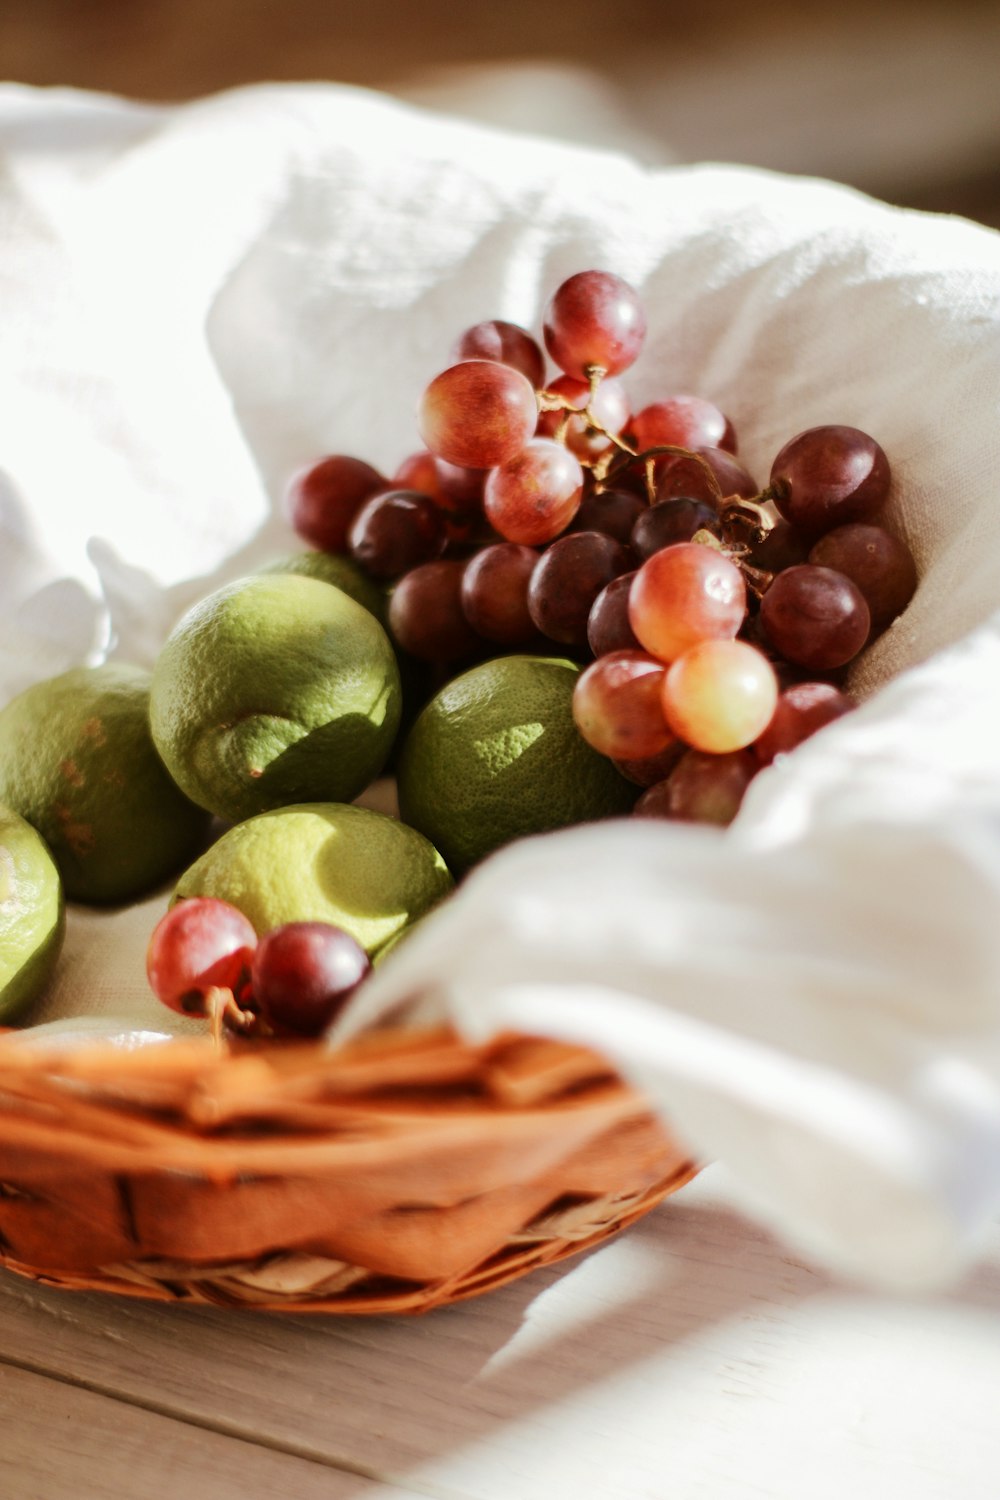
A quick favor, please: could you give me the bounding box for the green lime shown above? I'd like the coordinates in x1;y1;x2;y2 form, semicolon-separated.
397;655;635;873
173;802;452;956
150;574;401;825
259;551;388;625
0;664;211;905
0;804;64;1022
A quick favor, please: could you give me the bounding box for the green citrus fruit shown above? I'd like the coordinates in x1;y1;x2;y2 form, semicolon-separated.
0;664;211;905
173;802;452;955
0;804;64;1022
397;655;636;873
150;574;401;825
259;551;388;625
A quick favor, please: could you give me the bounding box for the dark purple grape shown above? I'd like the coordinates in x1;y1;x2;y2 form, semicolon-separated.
759;564;870;670
348;489;447;579
694;446;757;499
460;542;540;647
451;319;546;389
631;498;722;560
617;446;752;506
754;682;854;765
747;516;810;574
435;458;487;513
808;523;917;636
634;749;757;826
770;425;890;537
569;486;647;544
285;455;386;553
251;921;371;1038
389;560;481;664
528;531;632;647
588;571;641;656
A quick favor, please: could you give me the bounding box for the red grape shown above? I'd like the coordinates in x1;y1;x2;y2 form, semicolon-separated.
348;489;447;579
807;523;917;636
629;542;746;663
461;542;540;647
484;437;584;544
536;373;630;458
613;740;685;787
770;425;890;536
631;498;721;560
623;446;755;505
759;564;870;670
543;270;646;379
419;360;537;470
284;455;386;553
251;921;371;1038
755;681;854;765
451;319;546;389
389;559;481;664
588;571;641;656
634;748;757;825
393;450;440;495
630;396;737;455
528;530;632;647
392;451;483;517
147;898;257;1018
663;640;778;753
572;650;672;760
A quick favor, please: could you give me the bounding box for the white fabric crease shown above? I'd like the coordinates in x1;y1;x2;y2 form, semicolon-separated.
3;80;1000;1287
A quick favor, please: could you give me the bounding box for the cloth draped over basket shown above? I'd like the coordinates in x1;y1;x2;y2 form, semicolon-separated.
1;79;1000;1291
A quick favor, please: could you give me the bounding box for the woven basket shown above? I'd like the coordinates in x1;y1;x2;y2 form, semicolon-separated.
0;1024;696;1314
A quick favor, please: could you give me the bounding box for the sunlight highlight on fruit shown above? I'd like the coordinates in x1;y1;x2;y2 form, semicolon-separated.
662;640;778;753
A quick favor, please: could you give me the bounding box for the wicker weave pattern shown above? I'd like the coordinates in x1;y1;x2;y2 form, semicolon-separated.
0;1026;696;1313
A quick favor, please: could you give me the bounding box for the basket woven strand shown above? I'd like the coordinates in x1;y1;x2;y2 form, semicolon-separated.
0;1026;697;1313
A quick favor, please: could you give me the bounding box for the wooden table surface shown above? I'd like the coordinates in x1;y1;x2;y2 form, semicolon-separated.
2;1165;996;1500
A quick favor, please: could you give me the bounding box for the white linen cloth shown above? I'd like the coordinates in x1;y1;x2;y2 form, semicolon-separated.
3;80;1000;1289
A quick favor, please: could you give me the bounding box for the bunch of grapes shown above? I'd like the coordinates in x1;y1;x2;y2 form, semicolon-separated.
286;269;917;827
146;898;370;1040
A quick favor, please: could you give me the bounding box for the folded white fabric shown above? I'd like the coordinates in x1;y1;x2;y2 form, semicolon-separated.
3;80;1000;1288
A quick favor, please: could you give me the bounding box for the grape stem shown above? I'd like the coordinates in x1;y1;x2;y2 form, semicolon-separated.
740;560;776;600
535;372;787;570
718;496;777;541
205;985;256;1048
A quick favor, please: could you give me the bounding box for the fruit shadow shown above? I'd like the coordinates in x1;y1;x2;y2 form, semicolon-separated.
260;712;399;819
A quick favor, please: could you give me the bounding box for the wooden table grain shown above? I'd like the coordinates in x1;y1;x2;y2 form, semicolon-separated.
2;1166;998;1499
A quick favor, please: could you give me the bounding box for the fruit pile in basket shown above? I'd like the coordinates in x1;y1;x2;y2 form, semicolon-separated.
0;269;917;1038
